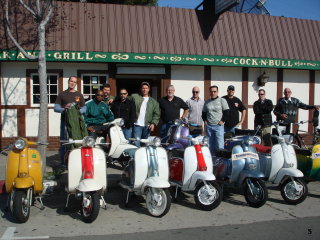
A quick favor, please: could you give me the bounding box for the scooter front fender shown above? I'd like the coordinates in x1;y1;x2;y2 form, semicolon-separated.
237;170;265;187
76;179;102;192
141;176;170;193
273;168;304;184
188;171;216;191
14;177;34;189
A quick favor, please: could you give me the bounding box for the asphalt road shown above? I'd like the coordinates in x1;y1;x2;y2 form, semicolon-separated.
1;152;320;239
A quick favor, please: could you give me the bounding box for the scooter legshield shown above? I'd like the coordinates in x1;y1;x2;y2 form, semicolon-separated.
237;170;265;187
188;171;216;191
76;179;102;192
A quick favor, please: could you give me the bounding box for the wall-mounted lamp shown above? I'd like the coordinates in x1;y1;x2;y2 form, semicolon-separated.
257;71;269;86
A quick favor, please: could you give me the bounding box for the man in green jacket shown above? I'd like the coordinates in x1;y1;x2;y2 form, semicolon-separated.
84;90;114;138
131;82;160;146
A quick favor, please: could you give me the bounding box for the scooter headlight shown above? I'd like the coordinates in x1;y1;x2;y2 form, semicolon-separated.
202;136;209;146
82;136;95;148
153;137;161;147
14;138;26;150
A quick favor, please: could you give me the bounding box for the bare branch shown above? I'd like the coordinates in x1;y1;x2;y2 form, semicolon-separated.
41;1;54;26
4;0;38;60
36;0;41;15
19;0;36;16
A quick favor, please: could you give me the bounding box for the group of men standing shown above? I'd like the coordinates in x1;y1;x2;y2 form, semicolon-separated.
54;76;319;167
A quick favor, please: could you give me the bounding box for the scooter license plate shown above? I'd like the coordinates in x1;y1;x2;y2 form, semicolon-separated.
232;152;259;161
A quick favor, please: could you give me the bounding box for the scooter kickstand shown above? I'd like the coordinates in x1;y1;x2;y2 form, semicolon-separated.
65;194;71;212
101;196;107;210
125;190;130;207
36;196;45;210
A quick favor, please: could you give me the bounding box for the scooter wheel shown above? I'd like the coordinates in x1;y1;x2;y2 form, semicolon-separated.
81;192;100;223
244;178;268;208
194;181;222;211
280;178;308;205
12;190;30;223
146;188;171;217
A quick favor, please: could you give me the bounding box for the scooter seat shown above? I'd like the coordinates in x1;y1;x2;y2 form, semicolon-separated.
253;144;272;154
294;147;312;156
123;148;138;158
216;149;232;159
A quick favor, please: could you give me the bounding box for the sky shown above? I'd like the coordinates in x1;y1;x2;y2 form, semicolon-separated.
157;0;320;21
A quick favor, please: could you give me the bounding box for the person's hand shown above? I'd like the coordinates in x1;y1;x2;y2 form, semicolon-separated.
65;103;72;109
149;124;155;132
236;121;243;127
107;99;114;104
218;121;224;126
87;126;95;132
316;106;320;111
280;114;288;119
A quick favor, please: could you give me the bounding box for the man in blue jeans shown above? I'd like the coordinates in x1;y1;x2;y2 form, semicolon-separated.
202;85;229;156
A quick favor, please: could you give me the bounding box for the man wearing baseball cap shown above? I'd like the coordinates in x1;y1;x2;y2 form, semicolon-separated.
222;85;247;135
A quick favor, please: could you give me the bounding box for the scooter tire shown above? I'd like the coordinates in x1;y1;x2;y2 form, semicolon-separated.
146;188;171;217
12;190;30;223
81;192;100;223
280;178;308;205
243;178;268;208
194;181;222;211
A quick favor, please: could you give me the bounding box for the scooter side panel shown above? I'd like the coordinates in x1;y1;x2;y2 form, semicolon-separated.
68;149;83;193
27;148;43;193
230;146;246;183
113;144;137;159
156;147;169;181
133;148;148;189
5;150;20;193
109;125;131;157
183;147;198;186
270;144;285;182
92;148;107;191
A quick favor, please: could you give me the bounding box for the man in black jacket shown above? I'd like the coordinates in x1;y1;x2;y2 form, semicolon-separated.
111;88;136;140
253;89;273;146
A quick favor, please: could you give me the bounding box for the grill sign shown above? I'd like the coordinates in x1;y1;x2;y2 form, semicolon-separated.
232;152;259;161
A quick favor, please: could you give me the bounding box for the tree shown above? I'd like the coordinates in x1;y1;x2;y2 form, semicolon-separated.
4;0;55;173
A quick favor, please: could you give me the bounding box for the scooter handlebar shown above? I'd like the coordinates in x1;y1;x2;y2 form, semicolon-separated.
61;140;83;145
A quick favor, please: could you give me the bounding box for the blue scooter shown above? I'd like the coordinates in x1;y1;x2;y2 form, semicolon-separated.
213;131;268;208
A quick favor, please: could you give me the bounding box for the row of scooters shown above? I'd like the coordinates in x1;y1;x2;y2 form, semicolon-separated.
1;117;319;224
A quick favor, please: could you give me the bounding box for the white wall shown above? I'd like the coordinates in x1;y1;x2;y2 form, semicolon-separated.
171;65;204;101
1;62;108;138
1;109;17;137
248;68;277;129
283;69;309;131
211;67;242;99
315;71;320;105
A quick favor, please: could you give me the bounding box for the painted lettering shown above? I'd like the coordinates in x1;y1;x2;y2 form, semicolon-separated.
17;52;26;59
252;59;258;66
245;59;251;65
275;60;281;66
240;58;246;65
281;60;287;67
85;52;93;60
233;58;239;64
54;52;62;59
287;61;293;67
71;52;76;59
2;51;10;59
269;60;274;66
261;59;267;66
77;52;84;60
63;52;70;59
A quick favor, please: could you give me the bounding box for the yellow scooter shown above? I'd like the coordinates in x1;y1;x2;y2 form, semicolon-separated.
2;138;51;223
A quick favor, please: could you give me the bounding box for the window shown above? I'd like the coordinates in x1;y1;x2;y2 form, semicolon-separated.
81;74;108;100
31;73;59;105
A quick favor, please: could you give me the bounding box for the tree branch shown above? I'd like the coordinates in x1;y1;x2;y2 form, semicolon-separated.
41;0;54;26
19;0;36;16
5;0;38;60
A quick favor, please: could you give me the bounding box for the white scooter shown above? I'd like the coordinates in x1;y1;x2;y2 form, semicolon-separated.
168;136;222;211
64;136;107;223
254;122;308;204
119;137;171;217
99;118;137;167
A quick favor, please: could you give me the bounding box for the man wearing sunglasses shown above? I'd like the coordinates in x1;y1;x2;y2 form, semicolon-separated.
84;90;114;138
186;86;204;136
253;89;273;146
111;88;136;140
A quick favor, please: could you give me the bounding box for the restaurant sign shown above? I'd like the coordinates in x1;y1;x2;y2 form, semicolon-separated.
1;50;319;70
